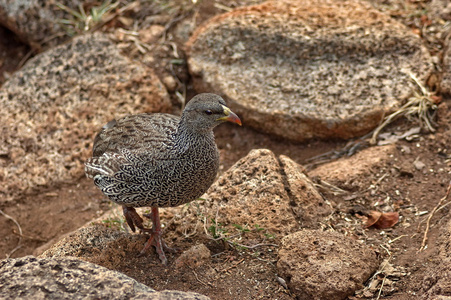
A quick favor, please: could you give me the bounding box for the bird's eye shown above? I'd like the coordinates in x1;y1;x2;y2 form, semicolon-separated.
205;110;213;115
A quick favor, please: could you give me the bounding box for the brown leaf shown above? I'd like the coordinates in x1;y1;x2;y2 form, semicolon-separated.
373;212;399;229
365;211;399;229
365;211;382;228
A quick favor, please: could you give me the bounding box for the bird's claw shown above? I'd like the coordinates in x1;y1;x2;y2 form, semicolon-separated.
124;206;174;265
122;206;153;233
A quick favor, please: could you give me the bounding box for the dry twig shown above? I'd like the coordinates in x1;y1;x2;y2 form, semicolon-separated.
192;269;215;287
418;181;451;252
233;242;278;249
0;209;23;258
221;258;245;273
376;275;387;300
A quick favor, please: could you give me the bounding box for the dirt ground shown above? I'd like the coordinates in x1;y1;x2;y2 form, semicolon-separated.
1;0;450;299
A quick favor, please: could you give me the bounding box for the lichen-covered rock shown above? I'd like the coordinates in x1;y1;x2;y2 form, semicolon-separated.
0;256;210;299
278;155;331;226
277;229;379;300
167;149;331;242
41;224;132;259
0;32;171;201
202;149;298;235
0;0;80;49
187;0;432;142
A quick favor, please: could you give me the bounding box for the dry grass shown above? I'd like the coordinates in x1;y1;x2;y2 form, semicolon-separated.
370;73;439;145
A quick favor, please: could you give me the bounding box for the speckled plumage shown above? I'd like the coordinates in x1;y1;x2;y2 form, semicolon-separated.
84;93;241;264
85;93;241;208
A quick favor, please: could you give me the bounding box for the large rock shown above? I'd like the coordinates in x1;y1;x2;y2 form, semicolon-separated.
0;256;210;299
0;32;171;200
172;149;332;239
187;0;432;142
277;229;379;300
41;224;133;259
200;149;300;235
0;0;80;49
278;155;331;225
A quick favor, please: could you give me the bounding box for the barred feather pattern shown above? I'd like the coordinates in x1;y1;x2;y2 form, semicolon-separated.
85;94;230;208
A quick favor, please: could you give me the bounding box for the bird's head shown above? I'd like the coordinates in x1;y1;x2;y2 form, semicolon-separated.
181;93;242;133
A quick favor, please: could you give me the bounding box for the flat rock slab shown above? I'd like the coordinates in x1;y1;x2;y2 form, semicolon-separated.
277;229;379;300
0;0;79;49
187;0;432;142
0;32;171;200
0;256;210;300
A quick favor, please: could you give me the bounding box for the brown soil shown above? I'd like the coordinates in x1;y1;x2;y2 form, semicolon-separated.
1;1;450;299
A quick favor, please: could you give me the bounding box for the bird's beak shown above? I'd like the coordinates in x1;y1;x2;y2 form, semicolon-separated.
217;105;242;126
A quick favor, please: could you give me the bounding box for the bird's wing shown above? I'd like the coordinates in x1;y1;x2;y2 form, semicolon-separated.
85;148;182;199
85;113;180;180
92;113;179;157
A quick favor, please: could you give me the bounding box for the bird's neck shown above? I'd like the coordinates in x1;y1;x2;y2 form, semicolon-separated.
173;121;216;153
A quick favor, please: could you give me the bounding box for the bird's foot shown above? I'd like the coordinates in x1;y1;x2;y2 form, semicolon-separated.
136;207;178;264
122;206;153;233
139;229;177;265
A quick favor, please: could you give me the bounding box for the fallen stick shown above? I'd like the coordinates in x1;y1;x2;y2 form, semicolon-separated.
418;181;451;252
0;209;23;258
221;258;245;273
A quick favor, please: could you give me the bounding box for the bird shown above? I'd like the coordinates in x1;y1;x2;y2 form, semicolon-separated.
85;93;242;264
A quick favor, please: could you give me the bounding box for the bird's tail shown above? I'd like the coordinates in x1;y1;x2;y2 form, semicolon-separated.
84;153;123;178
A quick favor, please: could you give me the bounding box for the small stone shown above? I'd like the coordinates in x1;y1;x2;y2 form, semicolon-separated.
139;25;165;44
400;145;412;154
174;244;211;269
414;160;426;170
162;75;178;91
399;162;415;177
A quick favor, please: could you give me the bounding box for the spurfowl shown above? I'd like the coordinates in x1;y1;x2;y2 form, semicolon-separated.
85;93;241;264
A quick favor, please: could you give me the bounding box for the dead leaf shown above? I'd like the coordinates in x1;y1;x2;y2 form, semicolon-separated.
365;211;399;229
430;95;442;105
365;211;382;228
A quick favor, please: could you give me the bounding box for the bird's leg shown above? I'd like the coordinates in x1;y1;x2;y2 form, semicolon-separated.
141;211;177;252
122;206;152;233
139;207;177;265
